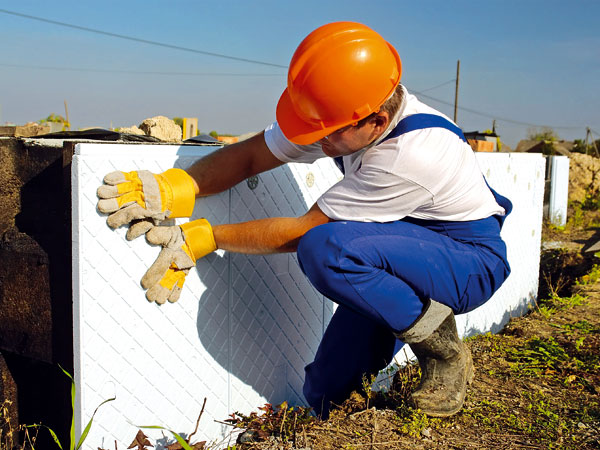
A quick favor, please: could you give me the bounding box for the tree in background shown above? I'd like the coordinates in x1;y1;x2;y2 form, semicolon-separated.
172;117;183;131
38;113;69;130
209;130;218;138
527;126;559;142
573;138;600;155
527;127;559;154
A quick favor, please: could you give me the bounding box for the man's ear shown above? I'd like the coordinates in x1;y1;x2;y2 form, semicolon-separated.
373;111;390;132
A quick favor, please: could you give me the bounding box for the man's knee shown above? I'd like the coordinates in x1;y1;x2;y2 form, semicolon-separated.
297;223;341;290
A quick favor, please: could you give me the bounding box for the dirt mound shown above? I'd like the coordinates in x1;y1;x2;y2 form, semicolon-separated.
569;153;600;203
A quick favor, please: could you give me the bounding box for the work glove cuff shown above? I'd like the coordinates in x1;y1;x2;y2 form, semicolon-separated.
180;218;217;261
158;168;197;218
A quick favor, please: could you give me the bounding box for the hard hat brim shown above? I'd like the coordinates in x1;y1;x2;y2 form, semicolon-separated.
276;88;347;146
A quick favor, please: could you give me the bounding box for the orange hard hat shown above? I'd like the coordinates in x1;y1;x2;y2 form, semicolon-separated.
276;21;402;145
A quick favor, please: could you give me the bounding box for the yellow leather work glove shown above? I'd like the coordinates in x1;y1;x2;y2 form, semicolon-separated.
141;219;217;304
97;168;196;240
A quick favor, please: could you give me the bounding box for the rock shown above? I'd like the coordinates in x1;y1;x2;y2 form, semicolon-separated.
118;125;145;136
138;116;182;142
236;429;269;444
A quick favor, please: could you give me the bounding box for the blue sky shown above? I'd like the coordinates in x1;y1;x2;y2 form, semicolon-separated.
1;1;599;147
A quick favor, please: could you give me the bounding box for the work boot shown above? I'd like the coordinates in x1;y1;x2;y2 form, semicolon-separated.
396;299;473;417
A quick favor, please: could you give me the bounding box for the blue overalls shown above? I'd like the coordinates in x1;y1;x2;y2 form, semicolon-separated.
296;114;512;418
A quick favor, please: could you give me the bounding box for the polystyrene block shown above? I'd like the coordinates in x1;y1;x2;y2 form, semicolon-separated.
548;156;570;227
72;145;544;448
459;153;545;333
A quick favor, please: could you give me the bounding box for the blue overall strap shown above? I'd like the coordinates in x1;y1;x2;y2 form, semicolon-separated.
335;112;512;224
382;113;467;143
334;156;345;174
334;113;466;174
382;113;512;224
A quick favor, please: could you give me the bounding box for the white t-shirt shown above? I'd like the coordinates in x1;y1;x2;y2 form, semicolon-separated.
264;86;505;223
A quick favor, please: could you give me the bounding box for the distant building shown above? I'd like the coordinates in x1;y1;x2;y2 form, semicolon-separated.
216;135;239;144
464;130;498;152
515;140;574;156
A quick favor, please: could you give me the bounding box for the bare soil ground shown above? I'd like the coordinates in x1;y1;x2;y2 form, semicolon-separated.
228;207;600;450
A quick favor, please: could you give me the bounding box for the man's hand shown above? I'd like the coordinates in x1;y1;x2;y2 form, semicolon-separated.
142;203;331;303
97;168;197;240
141;219;217;304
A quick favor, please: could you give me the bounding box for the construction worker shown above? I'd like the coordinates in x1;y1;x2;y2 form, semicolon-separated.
97;22;511;419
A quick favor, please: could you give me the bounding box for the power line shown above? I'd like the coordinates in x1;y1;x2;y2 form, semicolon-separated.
412;89;583;131
0;8;590;132
0;8;287;69
416;79;456;93
2;57;586;131
0;63;284;77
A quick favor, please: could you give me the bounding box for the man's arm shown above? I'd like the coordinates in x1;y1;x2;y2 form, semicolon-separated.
187;130;331;254
212;202;333;254
186;131;285;196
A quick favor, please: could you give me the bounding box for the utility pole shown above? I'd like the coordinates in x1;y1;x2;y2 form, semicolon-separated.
453;60;460;124
64;100;71;131
586;127;599;158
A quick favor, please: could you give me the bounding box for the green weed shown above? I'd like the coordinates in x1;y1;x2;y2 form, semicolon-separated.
137;399;209;450
468;399;509;431
537;293;587;315
544;221;566;233
568;202;586;229
507;336;580;376
470;331;509;353
394;406;441;438
25;365;115;450
576;264;600;286
537;304;556;319
135;427;198;450
225;401;316;445
380;359;420;409
554;320;596;335
361;373;377;409
0;400;16;450
467;390;573;446
524;391;568;442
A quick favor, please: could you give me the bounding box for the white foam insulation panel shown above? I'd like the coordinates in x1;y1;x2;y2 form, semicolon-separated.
547;155;570;227
72;144;545;448
456;152;546;336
